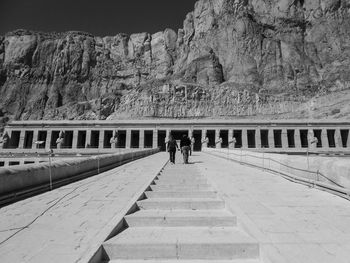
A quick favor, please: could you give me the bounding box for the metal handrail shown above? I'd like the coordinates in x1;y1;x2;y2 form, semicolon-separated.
212;148;343;188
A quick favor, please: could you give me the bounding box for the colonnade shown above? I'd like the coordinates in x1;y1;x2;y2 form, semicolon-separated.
1;126;350;152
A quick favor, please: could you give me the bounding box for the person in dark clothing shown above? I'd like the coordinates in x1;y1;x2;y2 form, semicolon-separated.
167;135;179;164
180;134;192;164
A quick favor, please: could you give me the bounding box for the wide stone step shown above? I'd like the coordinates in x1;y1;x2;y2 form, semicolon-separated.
125;210;237;227
145;190;217;199
150;184;212;191
155;178;208;184
109;260;262;263
103;227;260;260
137;198;225;210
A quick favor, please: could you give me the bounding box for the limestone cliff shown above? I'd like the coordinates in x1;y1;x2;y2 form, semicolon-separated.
1;0;350;128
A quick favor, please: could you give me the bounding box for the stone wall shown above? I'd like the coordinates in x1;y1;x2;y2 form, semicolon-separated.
0;148;159;196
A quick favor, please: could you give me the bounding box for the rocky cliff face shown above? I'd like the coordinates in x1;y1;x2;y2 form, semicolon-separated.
1;0;350;128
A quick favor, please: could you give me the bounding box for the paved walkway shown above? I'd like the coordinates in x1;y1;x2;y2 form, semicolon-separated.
195;153;350;263
0;153;168;263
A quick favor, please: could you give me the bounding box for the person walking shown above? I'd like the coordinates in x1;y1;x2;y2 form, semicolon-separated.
180;134;192;164
167;134;179;164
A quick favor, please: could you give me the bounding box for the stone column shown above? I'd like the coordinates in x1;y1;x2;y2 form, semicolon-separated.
46;130;52;150
228;129;234;149
281;129;289;149
309;129;317;150
111;130;117;149
347;128;350;148
242;129;248;149
255;128;261;149
18;130;25;149
139;129;145;149
99;130;105;149
294;129;302;149
189;129;193;138
153;129;158;149
321;128;329;149
72;130;78;150
32;130;39;149
126;129;131;149
86;130;92;148
335;129;342;148
215;129;221;148
268;129;274;148
201;129;207;148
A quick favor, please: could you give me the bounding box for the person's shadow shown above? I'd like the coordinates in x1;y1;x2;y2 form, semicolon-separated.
186;161;203;164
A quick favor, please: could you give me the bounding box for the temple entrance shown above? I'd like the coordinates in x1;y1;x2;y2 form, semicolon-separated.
170;130;189;141
193;130;202;151
158;130;166;151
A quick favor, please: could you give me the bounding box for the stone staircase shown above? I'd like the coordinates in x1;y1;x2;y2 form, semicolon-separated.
102;163;262;262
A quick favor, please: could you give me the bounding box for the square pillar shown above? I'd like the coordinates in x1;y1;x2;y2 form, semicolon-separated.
126;129;131;149
335;129;342;149
111;130;117;149
321;128;329;149
242;129;248;149
140;129;145;149
215;129;221;148
32;130;39;149
202;129;207;148
46;130;52;150
294;129;302;149
268;129;274;149
281;129;289;149
153;129;158;149
256;128;261;149
228;129;234;149
86;130;92;148
72;130;78;149
99;130;104;149
18;130;25;149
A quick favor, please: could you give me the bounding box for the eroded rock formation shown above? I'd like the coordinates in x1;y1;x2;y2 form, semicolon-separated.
1;0;350;127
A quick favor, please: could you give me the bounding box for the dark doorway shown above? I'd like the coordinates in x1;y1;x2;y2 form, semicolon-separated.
24;131;34;149
90;131;100;148
9;131;21;149
287;130;295;148
300;130;308;148
37;131;47;149
273;130;282;148
313;130;322;148
340;130;349;148
233;130;242;148
206;130;215;148
117;130;126;148
247;130;256;148
77;131;86;149
220;130;229;148
144;130;153;148
131;130;140;148
158;130;166;151
104;130;113;148
327;130;336;148
64;131;73;149
171;130;189;141
50;131;60;149
9;161;20;166
260;130;269;148
193;130;202;151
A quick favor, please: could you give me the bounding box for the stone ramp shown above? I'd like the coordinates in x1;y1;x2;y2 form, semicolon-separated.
102;164;262;262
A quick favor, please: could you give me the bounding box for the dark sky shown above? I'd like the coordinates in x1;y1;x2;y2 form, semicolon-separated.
0;0;198;36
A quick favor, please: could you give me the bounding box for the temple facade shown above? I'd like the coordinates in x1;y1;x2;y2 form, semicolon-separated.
1;120;349;156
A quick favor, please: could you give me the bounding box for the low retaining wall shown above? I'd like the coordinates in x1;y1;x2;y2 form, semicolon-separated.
0;148;159;196
204;148;350;189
